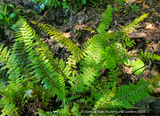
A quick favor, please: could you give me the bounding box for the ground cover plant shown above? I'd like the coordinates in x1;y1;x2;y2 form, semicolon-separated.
29;0;125;12
0;3;22;30
1;3;160;116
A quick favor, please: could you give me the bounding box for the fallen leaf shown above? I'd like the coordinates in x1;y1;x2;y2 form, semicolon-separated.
136;0;143;4
145;23;154;29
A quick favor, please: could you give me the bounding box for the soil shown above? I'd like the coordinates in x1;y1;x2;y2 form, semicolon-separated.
1;0;160;115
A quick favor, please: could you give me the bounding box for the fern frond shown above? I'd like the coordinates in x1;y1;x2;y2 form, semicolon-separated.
110;78;159;110
31;21;85;68
0;44;10;65
93;76;159;112
94;87;117;109
122;13;149;33
37;109;55;116
138;51;160;62
12;18;68;100
0;79;26;115
97;5;112;34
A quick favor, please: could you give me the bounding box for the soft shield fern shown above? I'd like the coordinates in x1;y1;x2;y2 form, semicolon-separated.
0;18;70;115
0;5;160;115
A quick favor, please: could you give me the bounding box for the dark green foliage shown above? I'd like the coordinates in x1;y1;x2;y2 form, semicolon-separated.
0;5;160;116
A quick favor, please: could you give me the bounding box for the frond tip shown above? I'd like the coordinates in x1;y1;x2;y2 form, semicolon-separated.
122;13;149;33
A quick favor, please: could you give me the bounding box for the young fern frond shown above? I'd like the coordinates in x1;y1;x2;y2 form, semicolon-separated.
66;7;114;93
122;13;149;33
97;5;112;34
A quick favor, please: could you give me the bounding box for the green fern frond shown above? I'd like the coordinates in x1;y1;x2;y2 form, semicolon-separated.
94;87;117;109
31;21;85;68
122;13;149;33
0;5;153;115
94;76;159;111
37;109;56;116
138;51;160;62
4;18;68;101
0;79;25;115
110;78;158;110
0;44;10;65
97;5;112;34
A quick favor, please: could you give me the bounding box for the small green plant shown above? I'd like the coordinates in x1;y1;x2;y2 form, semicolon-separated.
30;0;102;12
131;5;140;12
30;0;61;9
0;3;22;30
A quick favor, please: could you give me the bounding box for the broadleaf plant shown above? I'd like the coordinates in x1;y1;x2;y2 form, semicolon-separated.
133;59;145;76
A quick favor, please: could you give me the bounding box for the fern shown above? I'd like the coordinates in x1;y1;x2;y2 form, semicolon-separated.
0;18;69;115
31;21;83;68
37;109;56;116
0;5;160;116
122;13;149;33
138;51;160;61
97;5;112;34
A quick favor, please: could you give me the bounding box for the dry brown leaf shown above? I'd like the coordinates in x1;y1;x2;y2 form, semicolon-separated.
136;0;143;4
63;32;71;38
145;23;155;30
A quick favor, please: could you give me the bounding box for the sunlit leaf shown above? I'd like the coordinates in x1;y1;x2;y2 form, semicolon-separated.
132;60;144;76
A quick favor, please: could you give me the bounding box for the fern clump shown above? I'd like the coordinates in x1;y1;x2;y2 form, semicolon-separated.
0;5;160;115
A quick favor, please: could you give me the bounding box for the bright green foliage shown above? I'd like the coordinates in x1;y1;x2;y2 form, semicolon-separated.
139;51;160;61
30;0;87;11
132;59;145;76
131;5;140;12
122;13;149;33
124;58;132;66
31;21;83;68
110;79;155;110
0;5;160;116
97;5;112;33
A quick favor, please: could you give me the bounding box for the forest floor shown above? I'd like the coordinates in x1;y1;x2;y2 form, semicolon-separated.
1;0;160;115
